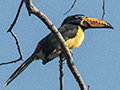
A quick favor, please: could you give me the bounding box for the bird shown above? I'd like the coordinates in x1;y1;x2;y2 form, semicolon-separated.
3;14;113;87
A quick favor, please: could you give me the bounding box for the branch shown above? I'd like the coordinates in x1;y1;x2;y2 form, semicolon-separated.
7;0;24;32
10;30;24;61
102;0;105;20
59;54;65;90
0;58;22;66
0;30;24;66
64;0;77;15
66;57;87;90
0;0;24;66
24;0;87;89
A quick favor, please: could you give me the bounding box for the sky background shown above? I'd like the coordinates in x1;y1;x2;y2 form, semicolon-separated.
0;0;120;90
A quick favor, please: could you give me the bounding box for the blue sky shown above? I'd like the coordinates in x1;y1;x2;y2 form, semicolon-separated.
0;0;120;90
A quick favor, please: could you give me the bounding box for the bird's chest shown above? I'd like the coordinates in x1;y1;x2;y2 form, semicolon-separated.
66;26;84;50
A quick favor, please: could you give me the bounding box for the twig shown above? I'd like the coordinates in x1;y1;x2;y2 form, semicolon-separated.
66;57;87;90
59;54;65;90
8;0;24;60
7;0;24;32
0;58;22;66
102;0;105;20
9;30;24;61
64;0;77;15
88;85;90;90
0;0;24;66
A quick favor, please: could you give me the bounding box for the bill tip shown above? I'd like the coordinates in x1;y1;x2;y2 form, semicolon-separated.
3;83;8;88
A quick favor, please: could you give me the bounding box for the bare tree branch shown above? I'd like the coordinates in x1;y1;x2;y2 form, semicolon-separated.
59;54;65;90
64;0;77;15
0;58;22;66
0;0;24;66
66;57;87;90
10;30;24;61
7;0;24;32
102;0;105;20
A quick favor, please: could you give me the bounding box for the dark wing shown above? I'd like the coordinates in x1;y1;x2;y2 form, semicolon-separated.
35;24;78;64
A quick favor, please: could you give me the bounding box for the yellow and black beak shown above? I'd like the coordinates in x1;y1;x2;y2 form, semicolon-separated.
80;16;114;29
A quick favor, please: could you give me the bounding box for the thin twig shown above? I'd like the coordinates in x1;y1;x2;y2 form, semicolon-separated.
7;0;24;32
59;54;65;90
0;0;24;66
88;85;90;90
64;0;77;15
10;30;24;61
102;0;105;20
0;58;22;66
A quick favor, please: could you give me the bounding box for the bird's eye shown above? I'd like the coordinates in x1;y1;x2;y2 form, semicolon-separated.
75;16;84;20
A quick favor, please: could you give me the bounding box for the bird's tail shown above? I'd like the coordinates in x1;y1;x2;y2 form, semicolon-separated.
3;54;35;87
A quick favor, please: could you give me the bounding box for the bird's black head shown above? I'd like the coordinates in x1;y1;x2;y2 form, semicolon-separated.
61;14;85;26
61;14;113;30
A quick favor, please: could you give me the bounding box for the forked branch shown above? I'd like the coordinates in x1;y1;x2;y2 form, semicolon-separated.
0;0;24;66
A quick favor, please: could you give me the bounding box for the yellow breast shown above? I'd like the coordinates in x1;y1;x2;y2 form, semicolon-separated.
66;26;84;51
